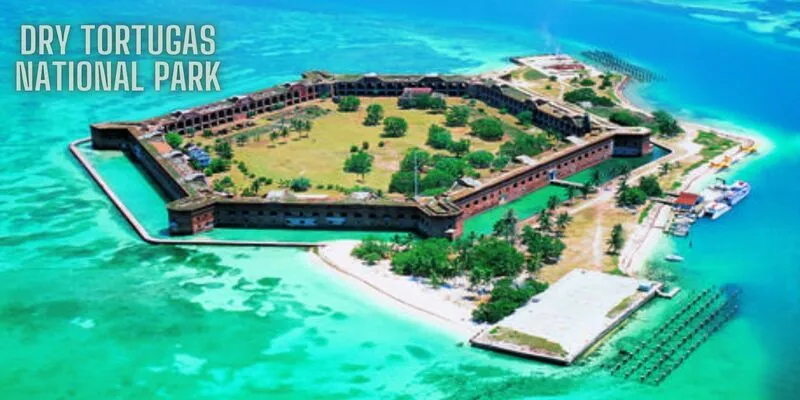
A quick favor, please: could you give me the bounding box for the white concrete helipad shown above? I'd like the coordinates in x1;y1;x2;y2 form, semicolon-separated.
471;269;659;364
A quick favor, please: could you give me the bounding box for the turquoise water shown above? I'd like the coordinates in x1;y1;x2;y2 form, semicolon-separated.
2;0;799;399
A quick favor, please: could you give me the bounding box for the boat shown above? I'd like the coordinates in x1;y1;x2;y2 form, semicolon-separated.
665;254;684;262
704;201;731;220
723;180;750;206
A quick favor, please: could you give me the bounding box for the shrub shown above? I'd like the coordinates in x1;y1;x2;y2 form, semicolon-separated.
378;141;385;148
364;103;384;125
466;150;495;169
350;145;359;153
165;132;183;149
492;155;510;171
362;141;370;150
447;139;471;157
352;237;393;265
290;177;311;192
579;78;595;86
516;110;533;126
383;117;408;138
426;124;453;150
390;238;454;282
470;118;504;141
609;110;644;127
472;278;548;323
445;105;470;127
338;96;360;112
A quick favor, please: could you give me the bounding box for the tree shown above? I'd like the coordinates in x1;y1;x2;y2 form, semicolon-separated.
421;168;457;192
383;117;408;138
638;175;663;197
364;104;384;126
579;183;592;199
547;195;560;211
492;155;510;171
301;120;313;138
269;130;279;144
652;110;683;137
470;118;504;141
445;105;470;127
214;139;233;159
472;278;547;323
590;168;603;187
521;226;566;262
430;96;447;113
290;177;311;192
659;162;671;176
466;237;525;279
516;110;533;126
352;236;392;265
609;110;643;127
165;132;183;149
448;139;471;158
499;133;550;158
492;209;519;243
388;171;416;195
608;224;625;254
426;124;452;150
555;212;572;236
566;185;577;204
338;96;360;112
343;151;374;181
466;150;494;169
537;209;552;232
280;126;290;140
400;148;431;172
236;134;248;146
390;238;455;285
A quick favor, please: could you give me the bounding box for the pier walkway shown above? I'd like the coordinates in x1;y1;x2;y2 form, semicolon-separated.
550;179;585;189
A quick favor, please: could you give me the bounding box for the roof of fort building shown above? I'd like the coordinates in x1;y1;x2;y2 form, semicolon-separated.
332;73;474;83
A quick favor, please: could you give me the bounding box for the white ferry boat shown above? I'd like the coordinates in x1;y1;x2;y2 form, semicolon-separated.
704;201;731;220
723;180;750;206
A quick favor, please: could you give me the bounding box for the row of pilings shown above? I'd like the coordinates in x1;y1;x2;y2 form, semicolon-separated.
580;50;664;83
605;286;740;385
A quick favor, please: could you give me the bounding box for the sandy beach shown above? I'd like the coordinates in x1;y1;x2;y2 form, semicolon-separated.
309;240;485;338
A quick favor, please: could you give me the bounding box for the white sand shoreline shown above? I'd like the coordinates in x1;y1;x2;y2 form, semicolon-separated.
308;241;485;339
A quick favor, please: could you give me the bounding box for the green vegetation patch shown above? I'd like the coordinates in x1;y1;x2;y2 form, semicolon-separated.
684;130;737;174
488;327;567;357
606;294;637;318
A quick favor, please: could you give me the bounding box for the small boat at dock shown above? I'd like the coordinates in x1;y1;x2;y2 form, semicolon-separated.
665;254;684;262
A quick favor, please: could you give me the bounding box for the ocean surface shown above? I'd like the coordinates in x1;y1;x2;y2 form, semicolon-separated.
1;0;799;399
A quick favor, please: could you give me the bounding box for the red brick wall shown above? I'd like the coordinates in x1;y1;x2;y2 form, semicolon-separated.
455;139;613;219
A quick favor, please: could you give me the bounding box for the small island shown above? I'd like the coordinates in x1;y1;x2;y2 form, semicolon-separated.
73;53;757;366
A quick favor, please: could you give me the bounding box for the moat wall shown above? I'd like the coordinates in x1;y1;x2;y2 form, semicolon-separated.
91;124;188;201
453;137;614;218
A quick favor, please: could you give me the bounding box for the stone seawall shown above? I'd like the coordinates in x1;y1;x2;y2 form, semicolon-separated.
454;137;614;218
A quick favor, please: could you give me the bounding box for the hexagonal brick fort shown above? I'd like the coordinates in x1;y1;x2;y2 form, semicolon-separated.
90;70;653;239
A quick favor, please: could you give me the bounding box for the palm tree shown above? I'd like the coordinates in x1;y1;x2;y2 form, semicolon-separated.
579;183;592;199
607;223;625;254
280;126;289;141
556;212;572;236
590;169;603;187
303;120;313;138
269;130;279;145
492;209;519;243
547;195;560;211
659;162;671;176
538;209;552;233
566;186;577;204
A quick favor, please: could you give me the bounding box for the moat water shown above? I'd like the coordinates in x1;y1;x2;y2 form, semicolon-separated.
2;1;799;399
